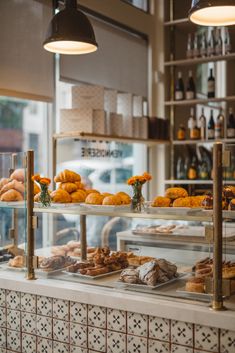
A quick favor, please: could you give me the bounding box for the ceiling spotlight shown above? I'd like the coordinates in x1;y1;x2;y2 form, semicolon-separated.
43;0;98;55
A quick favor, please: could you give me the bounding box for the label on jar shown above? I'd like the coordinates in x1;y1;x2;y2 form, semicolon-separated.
190;128;200;139
177;130;185;140
175;91;183;100
208;81;215;93
186;91;195;100
188;168;197;180
227;128;235;138
208;129;215;139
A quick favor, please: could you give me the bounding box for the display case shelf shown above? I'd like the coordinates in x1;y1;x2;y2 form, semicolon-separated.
165;96;235;107
165;53;235;67
172;138;235;145
164;179;235;185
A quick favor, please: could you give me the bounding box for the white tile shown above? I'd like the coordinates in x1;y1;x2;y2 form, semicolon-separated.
70;346;88;353
6;329;21;352
171;320;193;347
70;323;87;348
0;308;6;328
0;328;6;348
6;291;20;310
70;302;87;325
127;312;148;337
53;341;69;353
0;348;6;353
53;299;69;321
148;339;170;353
88;326;106;352
37;296;53;316
22;333;36;353
6;309;21;331
195;324;219;352
21;293;36;313
171;344;193;353
36;315;52;339
0;290;5;308
107;308;126;333
149;316;170;342
221;329;235;353
53;319;69;343
22;312;36;334
127;335;147;353
88;305;106;329
107;331;126;353
37;337;53;353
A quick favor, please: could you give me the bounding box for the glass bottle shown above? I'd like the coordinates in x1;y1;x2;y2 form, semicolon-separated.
186;33;193;59
227;108;235;138
200;31;207;57
193;33;200;58
224;27;232;54
207;68;215;98
208;110;215;139
176;157;185;180
186;70;196;100
215;108;225;139
175;72;184;101
207;28;215;56
177;124;186;140
188;108;200;139
188;156;198;180
199;108;207;140
215;28;223;56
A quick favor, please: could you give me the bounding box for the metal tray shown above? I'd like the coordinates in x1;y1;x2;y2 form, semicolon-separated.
63;269;123;280
0;263;25;272
36;267;68;277
116;273;187;290
176;289;212;301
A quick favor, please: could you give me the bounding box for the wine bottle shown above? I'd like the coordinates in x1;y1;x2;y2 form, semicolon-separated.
199;161;209;180
188;156;198;180
199;108;206;140
207;28;215;56
215;110;223;139
184;157;190;179
175;72;184;101
227;108;235;138
193;33;200;58
215;28;223;56
186;71;196;100
186;33;193;59
224;27;232;54
207;68;215;98
176;157;185;180
208;110;215;139
216;108;225;138
188;108;200;139
200;32;207;57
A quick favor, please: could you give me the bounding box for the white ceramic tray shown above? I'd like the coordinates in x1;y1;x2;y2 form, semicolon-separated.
80;204;130;212
176;289;212;301
0;263;25;272
36;267;68;277
63;269;123;280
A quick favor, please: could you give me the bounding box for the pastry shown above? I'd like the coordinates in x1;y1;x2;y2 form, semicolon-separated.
152;196;171;207
59;182;78;193
67;241;81;249
173;197;191;207
54;169;81;183
165;187;188;200
71;190;86;203
102;192;113;197
185;277;205;293
201;193;213;209
39;255;75;271
222;264;235;279
10;169;25;182
85;189;100;195
120;268;140;284
223;185;235;200
34;182;40;195
229;199;235;210
139;261;159;286
67;261;94;273
85;193;104;205
102;195;122;206
75;181;85;189
190;195;206;208
51;189;72;203
116;192;131;205
157;258;177;280
9;255;24;268
0;180;24;196
0;189;23;202
195;265;213;279
0;178;10;190
127;255;154;266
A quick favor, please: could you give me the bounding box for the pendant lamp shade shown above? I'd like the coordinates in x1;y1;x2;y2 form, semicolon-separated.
43;0;98;55
189;0;235;26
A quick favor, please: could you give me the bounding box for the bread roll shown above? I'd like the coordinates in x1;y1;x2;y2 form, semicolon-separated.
185;277;205;293
85;189;100;195
165;187;188;200
0;180;24;196
102;195;122;206
0;190;24;202
152;196;171;207
85;193;104;205
10;169;25;182
54;169;81;183
0;178;10;190
70;190;86;203
173;197;191;208
59;182;78;193
51;189;72;203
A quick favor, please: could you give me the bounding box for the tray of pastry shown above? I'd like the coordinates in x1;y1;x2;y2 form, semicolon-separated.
176;289;212;301
37;255;76;274
64;268;123;279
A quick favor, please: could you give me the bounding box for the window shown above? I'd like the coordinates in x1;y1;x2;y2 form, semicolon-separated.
122;0;149;12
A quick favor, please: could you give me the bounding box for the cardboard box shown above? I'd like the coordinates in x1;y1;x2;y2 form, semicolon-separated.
133;96;143;117
72;85;104;110
133;117;140;138
110;113;123;137
139;117;148;139
92;110;106;135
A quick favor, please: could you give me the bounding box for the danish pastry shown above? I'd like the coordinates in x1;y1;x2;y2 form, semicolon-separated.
51;189;72;203
152;196;171;207
185;277;205;293
54;169;81;183
165;187;188;200
10;169;25;182
59;182;78;193
9;255;24;268
85;193;104;205
0;189;23;202
102;195;122;206
70;190;86;203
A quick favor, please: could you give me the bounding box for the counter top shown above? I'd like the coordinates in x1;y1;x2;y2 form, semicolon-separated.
0;270;235;330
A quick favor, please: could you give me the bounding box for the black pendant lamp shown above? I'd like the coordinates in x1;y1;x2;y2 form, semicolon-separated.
43;0;98;55
189;0;235;26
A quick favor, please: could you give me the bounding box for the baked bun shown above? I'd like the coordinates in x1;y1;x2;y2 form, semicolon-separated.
116;192;131;205
75;181;85;189
101;193;113;197
59;182;78;194
222;265;235;279
185;277;205;293
85;189;100;195
152;196;171;207
223;185;235;199
9;255;24;268
173;197;191;208
229;199;235;211
165;187;188;200
10;169;25;182
54;169;81;183
190;195;206;208
103;195;122;206
34;182;41;195
85;193;104;205
0;180;24;196
51;189;72;203
71;190;86;203
0;178;10;190
0;189;24;202
201;194;213;209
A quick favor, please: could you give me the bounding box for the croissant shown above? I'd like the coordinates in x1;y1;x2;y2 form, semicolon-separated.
0;178;10;190
59;182;78;193
74;181;85;189
10;168;25;182
0;180;24;196
54;169;81;183
51;189;72;203
0;189;24;202
71;190;86;203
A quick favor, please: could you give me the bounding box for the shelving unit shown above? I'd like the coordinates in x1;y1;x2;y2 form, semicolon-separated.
172;138;235;145
165;96;235;107
164;179;235;185
165;53;235;67
164;18;189;26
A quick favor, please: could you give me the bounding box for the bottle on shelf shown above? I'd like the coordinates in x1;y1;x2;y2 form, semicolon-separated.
208;109;215;139
199;161;210;180
207;28;215;56
186;71;196;100
184;157;190;180
224;27;232;54
176;156;185;180
215;28;223;56
215;108;225;139
200;31;207;57
188;107;200;140
207;68;215;98
175;72;184;101
186;33;193;59
188;156;198;180
231;154;235;180
198;108;207;140
177;124;186;140
193;33;200;58
227;107;235;138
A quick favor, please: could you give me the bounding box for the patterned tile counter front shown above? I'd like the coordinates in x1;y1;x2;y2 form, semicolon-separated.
0;288;234;353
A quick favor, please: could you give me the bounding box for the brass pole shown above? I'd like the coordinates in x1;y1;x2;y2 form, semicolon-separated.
212;142;224;310
26;150;36;280
80;215;87;261
10;153;18;246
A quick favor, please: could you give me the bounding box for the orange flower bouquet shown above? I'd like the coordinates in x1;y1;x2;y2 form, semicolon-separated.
32;174;51;207
127;172;152;212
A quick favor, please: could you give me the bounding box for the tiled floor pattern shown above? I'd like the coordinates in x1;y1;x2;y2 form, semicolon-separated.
0;289;234;353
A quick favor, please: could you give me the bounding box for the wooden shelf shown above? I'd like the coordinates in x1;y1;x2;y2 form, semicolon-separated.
53;131;170;146
165;96;235;107
165;53;235;67
164;180;235;185
164;18;189;26
172;138;235;145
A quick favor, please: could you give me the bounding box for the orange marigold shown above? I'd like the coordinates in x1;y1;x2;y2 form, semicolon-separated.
32;174;41;182
143;172;152;181
40;178;51;185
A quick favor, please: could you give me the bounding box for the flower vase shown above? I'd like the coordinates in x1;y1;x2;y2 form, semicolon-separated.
39;184;51;207
131;182;144;212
